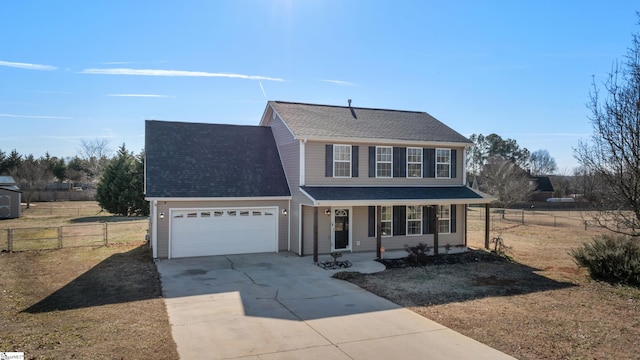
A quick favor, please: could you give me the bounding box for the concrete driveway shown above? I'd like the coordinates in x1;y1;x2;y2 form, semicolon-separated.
157;252;514;360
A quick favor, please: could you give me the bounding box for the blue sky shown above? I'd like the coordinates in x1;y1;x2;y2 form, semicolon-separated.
1;1;638;171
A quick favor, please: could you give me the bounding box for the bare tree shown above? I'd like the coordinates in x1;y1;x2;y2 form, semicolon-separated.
529;149;557;175
77;139;113;182
575;19;640;236
10;154;54;208
480;156;535;209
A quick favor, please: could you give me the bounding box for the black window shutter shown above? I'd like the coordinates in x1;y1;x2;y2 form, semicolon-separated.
393;206;406;236
325;145;333;177
369;147;375;177
393;147;406;177
423;206;435;234
451;149;457;178
451;204;457;233
352;146;359;177
422;206;429;234
368;206;375;237
424;148;435;178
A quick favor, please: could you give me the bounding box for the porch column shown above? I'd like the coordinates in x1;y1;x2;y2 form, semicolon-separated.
484;203;490;249
376;205;382;259
313;207;319;263
433;205;439;255
464;205;468;247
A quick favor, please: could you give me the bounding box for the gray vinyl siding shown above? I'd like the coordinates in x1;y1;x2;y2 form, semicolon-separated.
154;199;289;259
264;111;307;253
301;205;332;255
305;141;465;186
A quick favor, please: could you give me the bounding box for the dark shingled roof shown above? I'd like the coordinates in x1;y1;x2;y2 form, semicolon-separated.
300;186;484;202
145;120;291;198
269;101;472;144
533;176;554;192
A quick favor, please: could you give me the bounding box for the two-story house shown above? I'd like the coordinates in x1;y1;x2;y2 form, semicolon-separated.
145;101;493;259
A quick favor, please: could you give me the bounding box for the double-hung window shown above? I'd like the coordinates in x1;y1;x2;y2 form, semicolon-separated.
438;205;451;234
381;206;392;236
376;146;392;178
407;147;422;178
333;144;351;177
436;148;451;178
406;205;422;235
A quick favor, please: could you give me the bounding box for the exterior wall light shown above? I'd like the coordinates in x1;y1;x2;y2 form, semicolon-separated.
281;209;287;215
325;208;331;216
159;212;165;220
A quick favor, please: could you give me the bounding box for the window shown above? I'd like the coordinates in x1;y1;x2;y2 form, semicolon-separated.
436;148;451;178
406;206;422;235
376;146;392;178
381;206;392;236
438;205;451;234
407;147;422;178
333;144;352;177
201;211;211;218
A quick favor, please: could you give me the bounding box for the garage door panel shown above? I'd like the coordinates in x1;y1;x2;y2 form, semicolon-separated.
170;208;278;258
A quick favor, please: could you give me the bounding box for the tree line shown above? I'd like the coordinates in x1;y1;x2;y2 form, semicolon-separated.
0;139;148;216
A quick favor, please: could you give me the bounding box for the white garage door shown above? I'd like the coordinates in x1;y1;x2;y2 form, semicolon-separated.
170;207;278;258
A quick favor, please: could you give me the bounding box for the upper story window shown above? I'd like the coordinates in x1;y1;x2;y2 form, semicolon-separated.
407;147;422;178
376;146;392;178
333;144;352;178
438;205;451;234
406;205;422;236
436;148;451;178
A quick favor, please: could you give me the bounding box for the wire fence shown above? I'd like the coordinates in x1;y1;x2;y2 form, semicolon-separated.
468;207;592;230
21;205;104;217
0;220;148;252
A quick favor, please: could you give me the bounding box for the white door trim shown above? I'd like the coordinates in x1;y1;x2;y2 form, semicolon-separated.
331;206;352;252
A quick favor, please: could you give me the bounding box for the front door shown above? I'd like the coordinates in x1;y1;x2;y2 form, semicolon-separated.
333;208;350;250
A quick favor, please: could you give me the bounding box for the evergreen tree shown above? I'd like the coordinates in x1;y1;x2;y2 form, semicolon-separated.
96;144;148;216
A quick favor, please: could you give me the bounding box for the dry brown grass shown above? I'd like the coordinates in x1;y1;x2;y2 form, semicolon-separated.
0;244;178;360
0;202;177;359
345;210;640;360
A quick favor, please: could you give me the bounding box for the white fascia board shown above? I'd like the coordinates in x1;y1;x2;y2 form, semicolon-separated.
145;196;292;202
314;198;492;207
258;102;273;126
298;187;317;205
296;135;472;148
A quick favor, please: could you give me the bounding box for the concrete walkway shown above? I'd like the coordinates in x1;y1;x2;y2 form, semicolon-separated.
157;252;515;360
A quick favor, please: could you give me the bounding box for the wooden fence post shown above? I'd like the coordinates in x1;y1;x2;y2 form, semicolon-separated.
58;227;62;249
104;223;108;246
521;210;525;225
7;228;12;252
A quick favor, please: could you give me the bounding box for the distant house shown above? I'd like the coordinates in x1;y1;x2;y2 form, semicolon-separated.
529;175;554;201
0;176;21;219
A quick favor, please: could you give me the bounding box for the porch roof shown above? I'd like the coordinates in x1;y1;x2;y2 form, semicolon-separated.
299;186;495;206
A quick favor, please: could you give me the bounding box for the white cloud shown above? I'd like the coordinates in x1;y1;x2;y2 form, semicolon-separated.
0;60;57;71
320;79;356;86
0;113;72;120
80;68;284;81
107;93;173;98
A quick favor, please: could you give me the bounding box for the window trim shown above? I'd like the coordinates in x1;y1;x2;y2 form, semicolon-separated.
435;148;451;179
375;146;393;178
438;205;451;234
333;144;352;178
381;206;393;237
406;147;423;178
406;205;422;236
